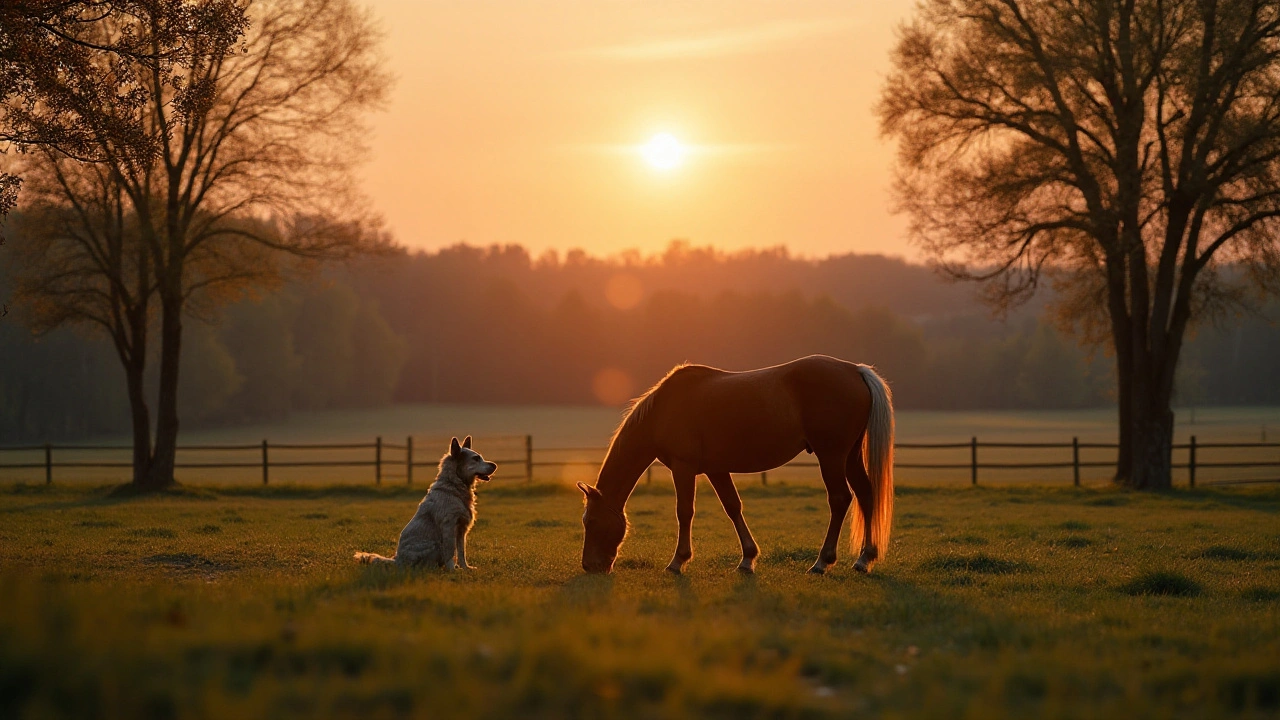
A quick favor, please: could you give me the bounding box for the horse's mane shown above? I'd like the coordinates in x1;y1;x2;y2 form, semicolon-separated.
606;363;705;450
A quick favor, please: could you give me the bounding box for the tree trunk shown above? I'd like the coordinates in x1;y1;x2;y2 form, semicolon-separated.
124;355;152;486
1113;337;1133;485
1105;255;1133;485
1122;363;1175;490
144;298;182;489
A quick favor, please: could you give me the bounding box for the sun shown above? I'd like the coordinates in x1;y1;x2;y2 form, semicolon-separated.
640;133;686;171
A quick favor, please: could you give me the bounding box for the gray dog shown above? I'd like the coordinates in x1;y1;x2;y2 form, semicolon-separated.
355;436;497;569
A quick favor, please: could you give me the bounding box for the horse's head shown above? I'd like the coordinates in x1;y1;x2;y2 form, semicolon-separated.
578;481;627;573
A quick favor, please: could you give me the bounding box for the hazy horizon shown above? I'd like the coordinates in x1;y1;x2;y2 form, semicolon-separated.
359;0;918;259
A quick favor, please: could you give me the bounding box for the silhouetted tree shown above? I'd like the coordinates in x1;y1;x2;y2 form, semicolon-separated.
7;0;389;489
881;0;1280;489
9;169;157;482
2;1;245;319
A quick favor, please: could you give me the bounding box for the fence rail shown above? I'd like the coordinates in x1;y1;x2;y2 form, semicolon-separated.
1;435;1277;487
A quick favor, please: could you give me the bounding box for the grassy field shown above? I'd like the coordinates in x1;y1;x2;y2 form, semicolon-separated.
1;479;1278;718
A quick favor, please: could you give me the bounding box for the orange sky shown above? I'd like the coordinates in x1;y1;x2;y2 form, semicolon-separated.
359;0;918;259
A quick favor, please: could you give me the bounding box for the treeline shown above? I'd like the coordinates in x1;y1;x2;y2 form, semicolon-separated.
1;282;406;441
3;242;1278;441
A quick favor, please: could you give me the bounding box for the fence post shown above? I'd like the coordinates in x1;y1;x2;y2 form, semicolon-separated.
1072;436;1080;487
525;435;533;483
45;443;52;485
1189;435;1197;489
406;436;414;485
970;436;978;486
375;436;382;485
261;440;268;485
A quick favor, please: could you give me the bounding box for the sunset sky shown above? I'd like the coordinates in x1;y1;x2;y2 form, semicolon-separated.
359;0;918;259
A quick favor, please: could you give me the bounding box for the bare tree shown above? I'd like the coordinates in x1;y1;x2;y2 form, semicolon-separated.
10;162;156;483
880;0;1280;489
7;0;389;489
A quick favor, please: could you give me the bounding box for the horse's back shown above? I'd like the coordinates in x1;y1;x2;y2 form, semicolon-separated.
647;356;871;471
770;356;872;450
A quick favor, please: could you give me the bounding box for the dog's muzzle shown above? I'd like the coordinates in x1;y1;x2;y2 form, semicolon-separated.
477;462;497;482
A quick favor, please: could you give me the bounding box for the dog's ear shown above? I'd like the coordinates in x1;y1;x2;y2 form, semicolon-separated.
450;437;461;457
463;436;472;449
576;481;600;499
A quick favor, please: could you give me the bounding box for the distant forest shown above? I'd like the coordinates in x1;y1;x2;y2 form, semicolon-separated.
3;241;1278;441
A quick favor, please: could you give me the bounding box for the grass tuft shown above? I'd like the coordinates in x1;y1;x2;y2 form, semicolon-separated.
75;519;122;528
922;553;1031;575
130;527;176;539
1199;545;1254;561
765;546;816;564
1084;496;1129;507
1241;586;1280;602
1120;571;1202;598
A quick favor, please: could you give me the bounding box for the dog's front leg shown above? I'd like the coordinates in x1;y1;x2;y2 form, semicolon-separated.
456;523;476;570
440;525;458;570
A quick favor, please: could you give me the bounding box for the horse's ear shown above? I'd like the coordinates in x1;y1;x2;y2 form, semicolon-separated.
576;481;599;499
462;436;472;449
450;437;461;457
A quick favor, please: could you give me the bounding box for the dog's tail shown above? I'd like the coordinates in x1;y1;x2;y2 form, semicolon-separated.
354;551;396;565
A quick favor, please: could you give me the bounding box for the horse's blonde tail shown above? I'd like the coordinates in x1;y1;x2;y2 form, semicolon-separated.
855;364;895;561
354;551;396;565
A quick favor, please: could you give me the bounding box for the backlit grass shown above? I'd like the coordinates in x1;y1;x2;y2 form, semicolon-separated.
1;480;1278;718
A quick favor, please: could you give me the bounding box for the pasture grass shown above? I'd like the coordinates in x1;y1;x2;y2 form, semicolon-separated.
1;480;1278;718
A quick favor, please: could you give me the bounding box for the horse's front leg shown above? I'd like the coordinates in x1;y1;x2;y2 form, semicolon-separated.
810;455;852;575
707;472;759;573
666;467;697;574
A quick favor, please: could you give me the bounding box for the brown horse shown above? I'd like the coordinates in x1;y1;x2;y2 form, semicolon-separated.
578;355;894;575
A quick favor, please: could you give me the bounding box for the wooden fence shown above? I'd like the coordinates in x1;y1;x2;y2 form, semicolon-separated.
1;435;1278;487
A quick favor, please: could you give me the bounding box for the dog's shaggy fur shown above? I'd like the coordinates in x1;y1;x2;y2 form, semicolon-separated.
354;436;497;569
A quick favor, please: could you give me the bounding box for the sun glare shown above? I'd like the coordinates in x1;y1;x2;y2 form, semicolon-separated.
640;133;686;171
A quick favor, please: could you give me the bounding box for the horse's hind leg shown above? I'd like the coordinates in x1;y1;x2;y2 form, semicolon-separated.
810;453;853;575
847;448;877;573
665;466;697;574
707;472;759;574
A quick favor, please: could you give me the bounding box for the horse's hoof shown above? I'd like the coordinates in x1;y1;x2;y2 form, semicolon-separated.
807;564;826;575
853;560;871;574
737;563;755;575
665;565;683;575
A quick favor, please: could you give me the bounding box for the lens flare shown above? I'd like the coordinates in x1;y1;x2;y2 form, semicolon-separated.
592;367;635;406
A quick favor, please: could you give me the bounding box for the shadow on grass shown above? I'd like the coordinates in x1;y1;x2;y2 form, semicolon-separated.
615;557;657;570
0;482;213;515
558;573;614;606
1174;487;1280;513
1119;571;1202;597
